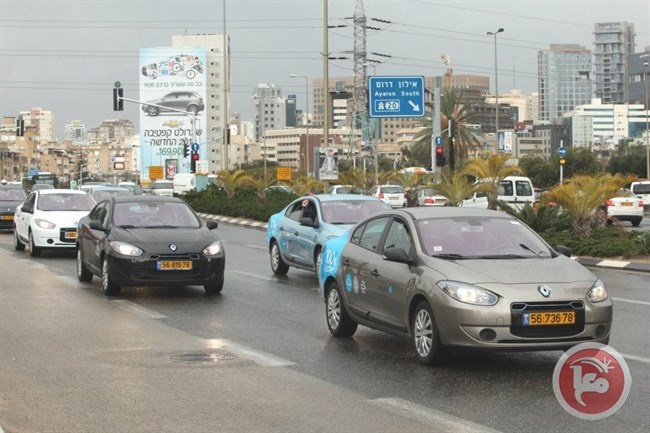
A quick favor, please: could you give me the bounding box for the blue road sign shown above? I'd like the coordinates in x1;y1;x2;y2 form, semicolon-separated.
557;146;567;157
435;136;443;146
191;142;200;152
368;76;425;118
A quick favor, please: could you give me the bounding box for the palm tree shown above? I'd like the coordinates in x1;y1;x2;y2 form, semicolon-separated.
431;168;477;207
413;87;482;174
542;173;637;238
462;153;524;210
399;172;428;207
214;169;254;200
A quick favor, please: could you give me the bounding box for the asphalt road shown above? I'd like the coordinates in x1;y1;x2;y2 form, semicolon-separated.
0;224;648;433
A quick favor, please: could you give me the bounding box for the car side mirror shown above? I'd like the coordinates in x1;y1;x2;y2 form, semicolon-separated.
382;246;414;264
206;220;218;230
299;216;317;227
89;220;105;231
555;245;571;257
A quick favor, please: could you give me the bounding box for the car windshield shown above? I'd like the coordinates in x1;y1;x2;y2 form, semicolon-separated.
153;181;173;189
321;200;389;224
380;186;403;194
417;216;552;259
0;189;26;201
113;201;200;228
37;193;95;211
91;190;133;202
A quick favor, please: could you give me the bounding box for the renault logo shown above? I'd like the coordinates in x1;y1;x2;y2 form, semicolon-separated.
538;285;551;297
169;244;177;252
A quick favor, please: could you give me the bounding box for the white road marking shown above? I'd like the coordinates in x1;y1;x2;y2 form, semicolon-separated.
621;353;650;364
205;338;295;367
597;259;630;268
612;297;650;306
246;244;266;250
230;269;275;281
111;300;166;319
372;398;502;433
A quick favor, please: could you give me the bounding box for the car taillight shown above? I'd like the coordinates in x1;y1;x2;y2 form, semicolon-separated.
425;198;433;204
378;193;384;199
639;200;644;207
605;199;614;206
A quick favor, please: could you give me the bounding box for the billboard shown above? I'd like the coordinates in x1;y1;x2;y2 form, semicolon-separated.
497;130;514;154
316;147;339;181
139;47;207;177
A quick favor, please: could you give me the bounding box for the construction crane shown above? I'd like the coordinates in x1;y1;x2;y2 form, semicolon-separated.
441;53;452;88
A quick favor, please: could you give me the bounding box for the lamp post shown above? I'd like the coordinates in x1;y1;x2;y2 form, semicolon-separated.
645;62;649;179
289;73;310;176
487;28;504;142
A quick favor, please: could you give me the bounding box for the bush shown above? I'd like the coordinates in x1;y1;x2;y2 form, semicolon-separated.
539;226;649;259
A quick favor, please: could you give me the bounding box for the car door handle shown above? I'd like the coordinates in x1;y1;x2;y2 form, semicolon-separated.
341;258;350;266
370;269;379;277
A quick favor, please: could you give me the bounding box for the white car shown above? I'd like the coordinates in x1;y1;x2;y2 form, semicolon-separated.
605;189;644;227
150;180;174;197
13;189;95;257
369;184;406;208
416;188;448;206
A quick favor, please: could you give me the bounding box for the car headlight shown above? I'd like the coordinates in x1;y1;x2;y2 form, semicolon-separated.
203;240;224;256
437;280;499;306
587;278;608;303
110;241;143;257
34;218;56;229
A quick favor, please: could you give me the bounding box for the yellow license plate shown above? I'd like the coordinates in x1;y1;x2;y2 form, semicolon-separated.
0;215;13;220
65;231;77;239
525;311;575;326
620;202;633;206
157;260;192;270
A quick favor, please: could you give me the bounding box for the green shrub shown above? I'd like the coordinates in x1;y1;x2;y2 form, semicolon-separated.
539;226;648;259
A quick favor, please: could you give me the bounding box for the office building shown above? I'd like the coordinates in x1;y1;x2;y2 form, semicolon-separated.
593;22;636;104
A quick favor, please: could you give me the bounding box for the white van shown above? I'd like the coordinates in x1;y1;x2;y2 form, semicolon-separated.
172;173;196;196
462;176;536;211
630;181;650;210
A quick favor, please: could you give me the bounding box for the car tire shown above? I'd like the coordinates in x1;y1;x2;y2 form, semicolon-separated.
13;227;25;251
186;69;197;80
77;248;93;283
187;105;199;115
204;274;224;295
101;257;121;296
632;218;641;227
412;301;445;366
314;247;322;276
28;230;41;257
326;282;357;337
147;106;159;116
270;241;289;275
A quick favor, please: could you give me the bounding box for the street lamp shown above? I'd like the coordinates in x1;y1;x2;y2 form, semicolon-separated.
289;73;310;176
645;62;649;179
487;28;504;142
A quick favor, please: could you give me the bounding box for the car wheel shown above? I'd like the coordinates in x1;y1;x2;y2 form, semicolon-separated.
314;247;322;276
77;248;93;283
147;106;159;116
412;301;445;366
13;227;25;251
632;218;641;227
326;282;357;337
28;230;41;257
204;274;224;295
187;105;199;115
270;241;289;275
186;69;197;80
101;257;121;296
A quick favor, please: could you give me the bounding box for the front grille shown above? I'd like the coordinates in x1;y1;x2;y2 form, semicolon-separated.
510;301;585;338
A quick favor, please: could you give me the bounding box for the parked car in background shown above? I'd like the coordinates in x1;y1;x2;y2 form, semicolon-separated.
118;181;144;195
604;188;644;227
630;180;650;210
0;186;27;231
318;207;612;366
142;91;205;116
328;185;363;195
172;173;197;196
150;180;174;197
87;186;134;203
13;189;95;257
266;194;390;276
76;196;225;296
369;184;406;208
462;176;536;211
416;188;448;207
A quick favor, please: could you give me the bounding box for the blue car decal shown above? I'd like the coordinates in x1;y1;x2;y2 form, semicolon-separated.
318;233;349;298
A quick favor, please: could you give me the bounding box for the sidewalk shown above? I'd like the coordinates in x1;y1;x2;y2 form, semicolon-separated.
197;213;650;274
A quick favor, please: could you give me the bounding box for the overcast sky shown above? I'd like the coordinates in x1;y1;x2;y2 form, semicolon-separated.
1;0;648;140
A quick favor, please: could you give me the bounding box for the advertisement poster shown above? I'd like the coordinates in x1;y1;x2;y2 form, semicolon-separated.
139;47;207;177
497;130;513;154
316;147;339;181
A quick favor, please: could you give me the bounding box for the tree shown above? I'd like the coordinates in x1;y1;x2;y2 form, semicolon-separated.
542;173;636;238
431;168;477;207
607;144;648;178
214;169;254;200
462;153;524;209
519;156;558;188
413;88;482;174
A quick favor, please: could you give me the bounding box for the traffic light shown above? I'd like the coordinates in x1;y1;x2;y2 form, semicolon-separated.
559;158;567;166
190;151;199;173
183;142;190;158
16;116;24;137
113;87;123;111
435;143;446;167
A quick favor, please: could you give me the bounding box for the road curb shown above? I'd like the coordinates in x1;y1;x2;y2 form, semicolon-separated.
198;213;650;273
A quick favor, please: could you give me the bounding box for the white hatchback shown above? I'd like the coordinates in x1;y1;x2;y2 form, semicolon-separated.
605;189;644;227
13;189;95;256
369;184;406;208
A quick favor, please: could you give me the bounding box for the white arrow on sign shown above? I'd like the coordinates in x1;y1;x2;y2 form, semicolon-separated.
408;100;420;111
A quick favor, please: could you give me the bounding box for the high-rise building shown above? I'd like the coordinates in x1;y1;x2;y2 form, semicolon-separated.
64;120;87;145
253;83;287;140
171;33;230;172
537;44;592;121
19;107;55;143
593;22;636;104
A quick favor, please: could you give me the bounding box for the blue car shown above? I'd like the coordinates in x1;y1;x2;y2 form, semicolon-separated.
266;194;390;276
